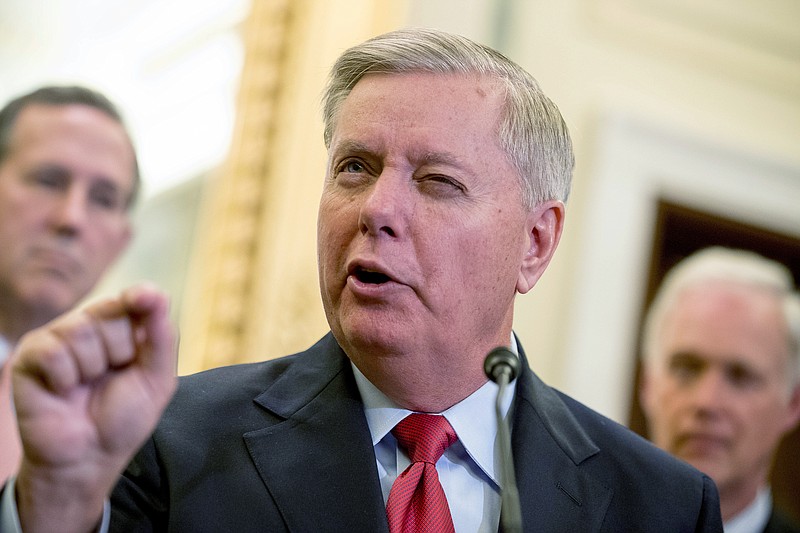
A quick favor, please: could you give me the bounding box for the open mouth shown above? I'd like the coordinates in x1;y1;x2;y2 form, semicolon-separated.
353;266;392;284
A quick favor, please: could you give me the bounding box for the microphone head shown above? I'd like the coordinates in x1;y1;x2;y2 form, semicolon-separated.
484;347;520;383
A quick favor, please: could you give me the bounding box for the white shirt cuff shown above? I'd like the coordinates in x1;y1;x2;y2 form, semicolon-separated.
0;476;110;533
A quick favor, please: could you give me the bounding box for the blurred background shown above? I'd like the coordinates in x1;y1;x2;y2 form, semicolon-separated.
2;0;799;516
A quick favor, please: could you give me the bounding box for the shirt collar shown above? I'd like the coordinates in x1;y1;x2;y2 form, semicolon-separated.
724;486;772;533
353;335;519;486
0;335;10;368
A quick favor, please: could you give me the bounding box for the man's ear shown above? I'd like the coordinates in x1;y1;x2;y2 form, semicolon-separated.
516;200;565;295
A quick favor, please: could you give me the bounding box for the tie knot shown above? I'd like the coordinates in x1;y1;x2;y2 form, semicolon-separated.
392;414;457;465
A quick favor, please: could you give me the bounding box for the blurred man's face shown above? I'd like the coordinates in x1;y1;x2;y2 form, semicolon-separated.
0;104;134;334
642;283;800;508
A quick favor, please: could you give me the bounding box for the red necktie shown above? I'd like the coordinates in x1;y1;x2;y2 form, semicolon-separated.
386;414;458;533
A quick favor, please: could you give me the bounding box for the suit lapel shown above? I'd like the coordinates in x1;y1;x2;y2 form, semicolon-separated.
511;342;613;533
237;334;614;532
243;334;389;532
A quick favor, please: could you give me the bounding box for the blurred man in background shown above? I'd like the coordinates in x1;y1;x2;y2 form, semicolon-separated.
0;85;138;483
641;246;800;533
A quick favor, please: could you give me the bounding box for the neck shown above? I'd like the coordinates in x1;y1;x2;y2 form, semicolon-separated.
380;369;489;413
350;348;495;413
0;320;22;347
0;299;55;346
336;322;515;412
719;478;766;522
0;314;34;346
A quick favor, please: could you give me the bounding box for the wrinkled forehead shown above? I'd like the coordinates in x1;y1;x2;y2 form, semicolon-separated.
13;103;129;149
331;72;506;146
664;282;793;364
332;71;504;130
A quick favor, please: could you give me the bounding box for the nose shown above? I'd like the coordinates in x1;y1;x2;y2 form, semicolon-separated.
357;171;410;238
49;185;88;236
688;370;729;417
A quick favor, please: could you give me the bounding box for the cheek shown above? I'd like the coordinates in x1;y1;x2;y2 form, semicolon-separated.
0;189;35;221
317;207;354;285
318;192;361;242
649;380;685;419
745;396;790;431
456;228;521;287
85;224;129;270
0;210;40;260
317;218;343;266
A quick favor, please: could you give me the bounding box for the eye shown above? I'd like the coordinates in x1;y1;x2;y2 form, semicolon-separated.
332;158;373;188
428;175;461;187
667;352;705;383
416;174;466;198
342;160;365;174
333;158;367;176
89;184;124;210
27;166;69;191
725;364;762;390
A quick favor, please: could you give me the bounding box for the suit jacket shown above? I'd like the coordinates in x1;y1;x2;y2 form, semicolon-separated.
110;333;723;532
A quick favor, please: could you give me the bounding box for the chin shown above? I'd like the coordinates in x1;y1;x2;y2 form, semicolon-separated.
336;320;411;356
25;286;82;318
683;457;726;481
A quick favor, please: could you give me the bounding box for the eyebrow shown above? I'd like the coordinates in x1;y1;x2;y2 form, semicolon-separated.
33;162;132;207
93;175;134;208
331;140;469;170
416;150;468;169
330;139;375;157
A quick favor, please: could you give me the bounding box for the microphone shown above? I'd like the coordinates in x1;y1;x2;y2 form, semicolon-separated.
484;347;520;383
484;347;523;533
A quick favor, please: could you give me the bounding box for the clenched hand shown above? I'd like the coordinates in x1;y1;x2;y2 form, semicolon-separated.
11;284;177;533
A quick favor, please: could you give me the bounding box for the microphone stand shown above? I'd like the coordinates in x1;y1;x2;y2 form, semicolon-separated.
485;348;523;533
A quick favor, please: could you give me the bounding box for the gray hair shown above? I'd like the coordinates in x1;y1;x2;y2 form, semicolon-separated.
641;246;800;386
321;27;574;208
0;85;140;207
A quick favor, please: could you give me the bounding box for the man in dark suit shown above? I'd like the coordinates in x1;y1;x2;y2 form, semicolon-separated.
640;247;800;533
3;28;722;532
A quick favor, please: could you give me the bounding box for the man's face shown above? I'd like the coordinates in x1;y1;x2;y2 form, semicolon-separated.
642;282;800;498
317;72;553;378
0;103;133;329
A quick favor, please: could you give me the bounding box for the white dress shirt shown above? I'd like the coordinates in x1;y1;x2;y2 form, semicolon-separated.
0;335;10;367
